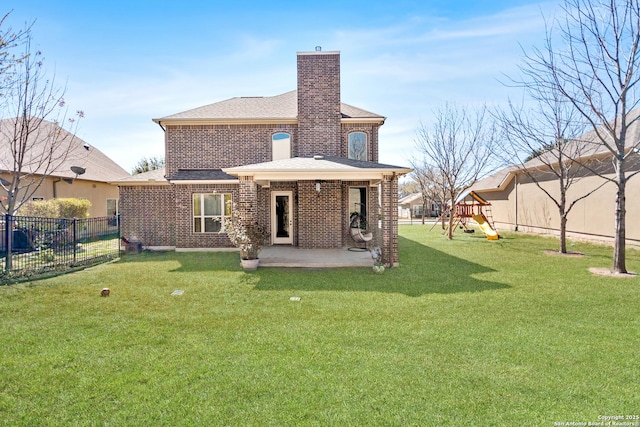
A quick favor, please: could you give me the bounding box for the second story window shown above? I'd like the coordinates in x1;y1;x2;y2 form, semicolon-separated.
272;132;292;161
348;132;367;161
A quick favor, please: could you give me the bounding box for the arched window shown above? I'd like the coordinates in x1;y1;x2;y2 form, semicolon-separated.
348;132;367;161
272;132;291;160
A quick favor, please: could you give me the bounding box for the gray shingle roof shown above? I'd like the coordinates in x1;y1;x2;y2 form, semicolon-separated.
112;167;167;183
0;118;130;182
154;90;384;122
473;109;640;193
168;169;237;181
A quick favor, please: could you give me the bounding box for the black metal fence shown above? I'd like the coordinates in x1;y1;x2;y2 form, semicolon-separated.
1;214;121;282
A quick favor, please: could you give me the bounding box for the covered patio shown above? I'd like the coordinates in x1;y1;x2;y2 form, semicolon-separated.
259;246;374;268
223;155;410;266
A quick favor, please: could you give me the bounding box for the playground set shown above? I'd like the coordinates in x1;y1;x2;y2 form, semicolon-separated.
432;190;499;240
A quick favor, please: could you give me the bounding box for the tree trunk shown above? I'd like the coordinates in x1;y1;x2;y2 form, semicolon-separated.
559;215;567;254
4;214;12;271
559;185;567;254
447;197;455;240
612;175;627;273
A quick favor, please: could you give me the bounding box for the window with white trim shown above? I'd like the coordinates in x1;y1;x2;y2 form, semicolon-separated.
193;193;232;233
272;132;292;160
106;198;118;216
348;132;367;161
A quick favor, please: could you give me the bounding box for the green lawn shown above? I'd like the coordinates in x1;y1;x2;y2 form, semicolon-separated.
1;226;638;426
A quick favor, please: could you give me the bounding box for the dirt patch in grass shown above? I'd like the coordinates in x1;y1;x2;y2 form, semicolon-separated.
544;250;584;258
588;267;638;278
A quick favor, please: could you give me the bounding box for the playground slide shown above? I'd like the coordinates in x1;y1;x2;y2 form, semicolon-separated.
472;214;499;240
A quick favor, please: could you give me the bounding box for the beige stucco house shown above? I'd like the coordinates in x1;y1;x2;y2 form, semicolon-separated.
471;120;640;247
0;118;130;217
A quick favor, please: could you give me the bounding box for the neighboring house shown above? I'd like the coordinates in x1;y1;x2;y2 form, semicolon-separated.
115;50;411;264
0;118;130;217
470;120;640;246
398;193;441;219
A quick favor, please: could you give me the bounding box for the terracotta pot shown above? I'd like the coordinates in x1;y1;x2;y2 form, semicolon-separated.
240;258;260;271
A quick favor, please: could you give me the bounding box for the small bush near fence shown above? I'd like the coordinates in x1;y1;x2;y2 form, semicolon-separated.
1;214;121;284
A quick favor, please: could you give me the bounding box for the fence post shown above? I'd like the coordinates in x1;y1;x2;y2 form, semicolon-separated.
5;214;12;271
117;214;121;255
72;218;77;265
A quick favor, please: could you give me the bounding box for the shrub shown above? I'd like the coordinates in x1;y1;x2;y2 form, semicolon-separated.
20;198;91;218
39;249;55;263
55;198;91;218
20;200;60;218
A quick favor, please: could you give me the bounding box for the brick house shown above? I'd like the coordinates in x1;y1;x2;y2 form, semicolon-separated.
115;50;411;264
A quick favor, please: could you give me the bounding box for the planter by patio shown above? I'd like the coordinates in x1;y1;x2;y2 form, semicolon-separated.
240;258;260;270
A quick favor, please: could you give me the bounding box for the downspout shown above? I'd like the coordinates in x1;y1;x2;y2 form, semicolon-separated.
53;178;61;198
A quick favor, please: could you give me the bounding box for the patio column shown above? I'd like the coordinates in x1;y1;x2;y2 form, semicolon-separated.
238;176;258;222
381;173;399;266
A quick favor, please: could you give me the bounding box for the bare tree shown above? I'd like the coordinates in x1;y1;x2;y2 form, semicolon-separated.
523;0;640;273
132;156;165;175
407;162;446;225
398;179;418;198
0;12;29;93
414;103;497;239
495;86;607;253
1;16;83;270
0;27;82;216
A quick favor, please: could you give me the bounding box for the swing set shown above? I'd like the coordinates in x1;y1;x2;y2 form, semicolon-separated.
431;190;499;240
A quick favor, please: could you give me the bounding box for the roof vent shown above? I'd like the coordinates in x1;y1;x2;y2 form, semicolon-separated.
313;155;324;160
315;46;322;52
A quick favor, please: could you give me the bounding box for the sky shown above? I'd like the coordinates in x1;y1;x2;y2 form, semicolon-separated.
4;0;559;174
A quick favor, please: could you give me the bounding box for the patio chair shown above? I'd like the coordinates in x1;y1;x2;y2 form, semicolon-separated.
349;212;373;250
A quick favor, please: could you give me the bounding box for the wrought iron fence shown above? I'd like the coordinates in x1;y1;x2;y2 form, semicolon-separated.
1;214;121;282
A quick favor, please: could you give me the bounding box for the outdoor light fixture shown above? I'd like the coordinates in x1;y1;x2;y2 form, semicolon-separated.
316;182;321;193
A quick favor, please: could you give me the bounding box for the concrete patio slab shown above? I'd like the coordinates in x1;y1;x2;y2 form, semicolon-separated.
259;246;373;268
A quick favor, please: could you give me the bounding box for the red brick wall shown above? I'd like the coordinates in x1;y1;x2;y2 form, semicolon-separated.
297;52;342;157
173;183;239;249
341;124;380;162
381;175;399;265
297;180;342;248
119;185;176;247
164;124;298;177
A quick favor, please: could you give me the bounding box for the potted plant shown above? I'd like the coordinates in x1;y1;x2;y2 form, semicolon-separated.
222;204;269;270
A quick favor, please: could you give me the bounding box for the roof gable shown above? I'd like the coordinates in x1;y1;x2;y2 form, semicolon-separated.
154;90;385;124
0;118;130;182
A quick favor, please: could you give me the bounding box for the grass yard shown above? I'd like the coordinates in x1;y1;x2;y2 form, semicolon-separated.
0;226;638;426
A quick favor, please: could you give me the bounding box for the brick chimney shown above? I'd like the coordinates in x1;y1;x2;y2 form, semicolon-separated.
296;50;341;157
